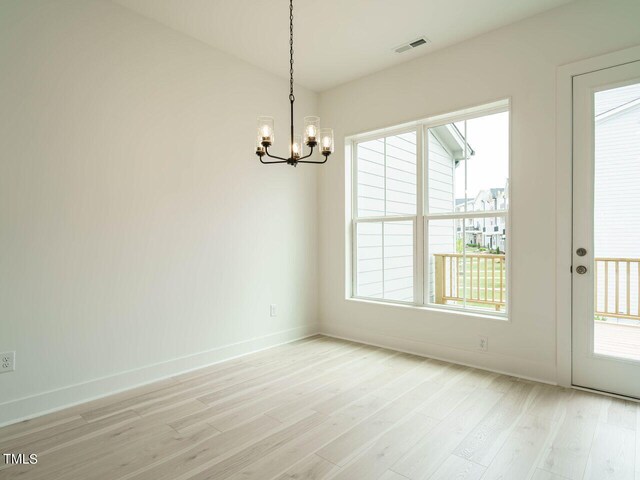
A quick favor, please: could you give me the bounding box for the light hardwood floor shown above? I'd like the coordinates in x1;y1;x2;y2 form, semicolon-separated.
1;335;638;480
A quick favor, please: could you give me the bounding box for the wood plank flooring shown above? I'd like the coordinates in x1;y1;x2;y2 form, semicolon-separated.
1;335;638;480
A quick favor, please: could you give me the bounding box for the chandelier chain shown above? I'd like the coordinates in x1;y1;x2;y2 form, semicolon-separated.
289;0;294;102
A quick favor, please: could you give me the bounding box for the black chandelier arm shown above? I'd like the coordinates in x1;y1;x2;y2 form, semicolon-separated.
297;154;329;165
263;145;289;162
298;144;314;160
259;156;288;164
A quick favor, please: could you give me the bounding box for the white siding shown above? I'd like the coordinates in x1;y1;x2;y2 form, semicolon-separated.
385;133;417;216
356;133;416;217
428;131;456;214
427;131;457;301
594;105;640;258
356;139;385;217
594;85;640;319
355;220;414;302
384;221;414;302
354;132;416;302
427;131;456;253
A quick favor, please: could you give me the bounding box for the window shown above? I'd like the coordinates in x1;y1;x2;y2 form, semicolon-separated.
350;101;509;316
354;132;417;302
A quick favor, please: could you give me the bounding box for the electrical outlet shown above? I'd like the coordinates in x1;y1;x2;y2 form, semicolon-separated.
0;351;15;373
478;336;489;352
270;304;277;317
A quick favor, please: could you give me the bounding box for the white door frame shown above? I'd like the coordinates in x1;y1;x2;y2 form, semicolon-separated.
556;45;640;387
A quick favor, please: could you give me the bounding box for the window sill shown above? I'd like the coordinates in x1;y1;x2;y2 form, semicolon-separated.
346;296;510;323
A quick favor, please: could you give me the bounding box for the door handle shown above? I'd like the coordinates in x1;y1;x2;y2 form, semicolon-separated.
576;265;587;274
576;248;587;256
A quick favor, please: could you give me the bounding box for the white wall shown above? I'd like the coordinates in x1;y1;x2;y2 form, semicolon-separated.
318;0;640;383
0;0;319;425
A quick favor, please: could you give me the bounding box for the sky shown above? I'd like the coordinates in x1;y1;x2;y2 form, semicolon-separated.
453;111;510;201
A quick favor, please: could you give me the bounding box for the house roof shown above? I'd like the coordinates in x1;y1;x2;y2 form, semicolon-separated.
430;123;475;160
455;187;506;209
595;97;640;123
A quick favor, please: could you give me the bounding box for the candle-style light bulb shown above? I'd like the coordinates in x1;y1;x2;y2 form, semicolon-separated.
304;116;320;146
319;128;334;155
257;116;274;146
307;125;316;138
292;134;302;159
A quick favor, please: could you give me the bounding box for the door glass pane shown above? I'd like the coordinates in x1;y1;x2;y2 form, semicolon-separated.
593;81;640;361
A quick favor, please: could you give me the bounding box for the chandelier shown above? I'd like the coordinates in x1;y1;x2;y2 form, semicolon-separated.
255;0;333;166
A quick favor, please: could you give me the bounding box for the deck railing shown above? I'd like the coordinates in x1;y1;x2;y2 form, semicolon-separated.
434;253;506;311
433;254;640;320
595;258;640;321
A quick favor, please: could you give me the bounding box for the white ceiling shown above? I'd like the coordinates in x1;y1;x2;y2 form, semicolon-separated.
114;0;572;92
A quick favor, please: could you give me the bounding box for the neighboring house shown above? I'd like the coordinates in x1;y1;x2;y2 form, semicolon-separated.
455;186;508;252
428;122;507;256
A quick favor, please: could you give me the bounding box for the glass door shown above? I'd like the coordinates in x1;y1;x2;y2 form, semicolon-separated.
572;60;640;398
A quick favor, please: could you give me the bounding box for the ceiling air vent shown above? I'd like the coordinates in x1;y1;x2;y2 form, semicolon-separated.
394;37;431;54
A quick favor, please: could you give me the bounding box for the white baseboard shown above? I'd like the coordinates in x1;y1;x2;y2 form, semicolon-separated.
320;322;557;385
0;324;319;428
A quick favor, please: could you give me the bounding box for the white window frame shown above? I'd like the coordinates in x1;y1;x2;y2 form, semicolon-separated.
351;126;422;305
348;99;511;320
